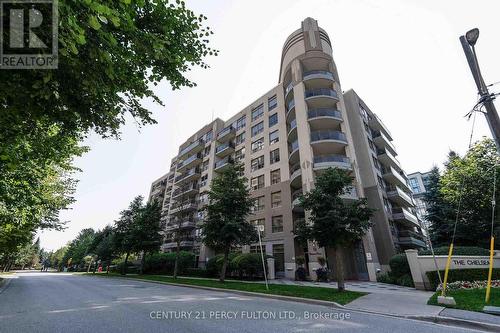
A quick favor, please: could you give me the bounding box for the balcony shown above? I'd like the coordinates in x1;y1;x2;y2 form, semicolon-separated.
172;183;199;199
284;82;294;99
287;119;297;140
174;168;201;184
178;139;204;159
372;130;397;156
313;154;351;171
382;166;409;190
398;230;426;248
164;240;195;249
386;186;414;206
214;156;234;172
288;140;300;164
170;201;198;215
217;126;236;142
377;148;401;171
167;219;197;230
368;114;392;141
304;88;339;103
340;186;358;201
291;189;304;212
177;153;202;172
303;70;334;83
289;163;302;187
215;141;235;157
392;207;419;228
287;99;296;114
310;130;348;155
308;108;343;128
310;130;347;144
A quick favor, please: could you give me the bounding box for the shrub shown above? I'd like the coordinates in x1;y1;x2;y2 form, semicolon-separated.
295;267;307;281
316;267;329;282
389;254;411;279
143;251;195;275
397;274;414;288
206;253;240;277
317;256;327;267
377;272;396;284
426;268;500;290
111;262;139;274
295;256;305;266
419;246;490;256
184;268;210;278
232;253;267;279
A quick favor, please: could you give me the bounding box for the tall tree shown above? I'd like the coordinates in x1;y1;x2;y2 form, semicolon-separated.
62;228;96;270
88;226;117;273
201;164;257;282
432;138;500;248
295;168;374;291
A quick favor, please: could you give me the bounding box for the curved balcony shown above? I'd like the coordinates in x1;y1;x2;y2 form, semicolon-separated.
291;189;304;212
289;163;302;187
286;99;296;114
310;130;348;154
303;70;334;83
287;119;297;141
288;140;300;164
305;88;339;109
313;154;351;171
308;108;343;129
284;82;294;99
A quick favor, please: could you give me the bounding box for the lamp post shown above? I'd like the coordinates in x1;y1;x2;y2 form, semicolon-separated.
256;225;269;290
460;28;500;153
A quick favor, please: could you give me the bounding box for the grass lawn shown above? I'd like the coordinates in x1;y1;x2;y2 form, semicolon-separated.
428;288;500;312
87;273;365;305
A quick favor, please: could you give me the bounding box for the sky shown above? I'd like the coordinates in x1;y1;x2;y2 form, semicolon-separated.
39;0;500;250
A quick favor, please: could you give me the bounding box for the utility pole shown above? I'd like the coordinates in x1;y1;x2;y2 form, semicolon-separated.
460;28;500;153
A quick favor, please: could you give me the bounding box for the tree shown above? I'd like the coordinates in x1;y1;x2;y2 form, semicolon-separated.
430;138;500;248
114;196;163;275
62;228;96;270
201;164;257;282
88;226;117;273
0;0;217;255
295;168;374;291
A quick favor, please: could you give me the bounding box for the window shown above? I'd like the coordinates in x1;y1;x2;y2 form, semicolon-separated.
251;155;264;172
272;216;283;233
235;148;245;162
270;148;280;164
201;160;209;172
199;192;208;204
251;104;264;122
409;178;421;194
269;113;278;127
251;175;265;190
271;169;281;184
205;130;213;142
235;132;246;145
204;146;211;157
251;122;264;137
251;218;265;235
253;196;265;212
271;191;281;208
235;115;246;130
250;244;265;253
251;137;264;153
368;139;375;151
200;174;208;187
372;155;380;170
269;130;279;145
268;95;277;111
377;176;385;191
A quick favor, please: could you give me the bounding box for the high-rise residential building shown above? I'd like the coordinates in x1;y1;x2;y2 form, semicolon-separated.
344;90;426;269
407;170;432;229
148;18;423;280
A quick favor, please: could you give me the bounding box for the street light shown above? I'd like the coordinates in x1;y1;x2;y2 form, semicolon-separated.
465;28;479;46
256;224;269;290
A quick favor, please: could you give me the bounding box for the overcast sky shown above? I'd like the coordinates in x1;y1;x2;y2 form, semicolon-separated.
39;0;500;250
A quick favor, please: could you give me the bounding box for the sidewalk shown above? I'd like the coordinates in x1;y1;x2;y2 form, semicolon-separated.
268;279;500;327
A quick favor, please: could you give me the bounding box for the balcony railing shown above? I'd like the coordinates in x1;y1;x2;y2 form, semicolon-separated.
303;70;334;81
287;99;296;113
172;183;199;198
215;141;235;154
214;156;234;170
217;126;235;140
285;82;294;96
289;140;299;155
179;139;204;157
174;167;200;183
305;88;338;99
177;153;201;170
310;130;347;143
288;119;297;134
308;108;342;120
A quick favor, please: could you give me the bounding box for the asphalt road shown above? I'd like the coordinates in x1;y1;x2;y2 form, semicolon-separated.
0;272;482;333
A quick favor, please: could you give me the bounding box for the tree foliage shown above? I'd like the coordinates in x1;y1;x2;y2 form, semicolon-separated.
426;138;500;248
295;168;374;290
201;163;257;282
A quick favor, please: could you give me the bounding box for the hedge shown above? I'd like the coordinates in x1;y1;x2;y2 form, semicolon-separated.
389;254;411;278
144;251;195;274
206;253;273;279
426;268;500;290
419;246;490;256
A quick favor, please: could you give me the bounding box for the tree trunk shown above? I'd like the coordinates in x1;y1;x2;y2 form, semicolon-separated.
106;259;111;274
140;251;146;275
122;252;130;275
219;247;230;282
173;243;180;279
335;245;345;292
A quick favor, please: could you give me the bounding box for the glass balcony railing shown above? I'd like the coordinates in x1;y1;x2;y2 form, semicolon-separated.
217;126;235;140
179;139;204;157
308;108;342;120
288;119;297;133
214;156;233;169
313;154;350;164
289;140;299;155
174;168;200;183
215;141;235;154
287;99;295;113
285;82;293;96
310;130;347;143
303;70;334;81
177;153;201;169
305;88;338;99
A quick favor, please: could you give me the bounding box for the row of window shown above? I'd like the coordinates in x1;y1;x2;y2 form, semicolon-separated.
250;169;281;190
252;191;282;212
250;148;280;172
251;112;278;137
251;215;284;234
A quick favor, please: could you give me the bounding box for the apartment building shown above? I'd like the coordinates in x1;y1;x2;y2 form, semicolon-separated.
344;90;426;269
407;170;432;230
148;18;422;280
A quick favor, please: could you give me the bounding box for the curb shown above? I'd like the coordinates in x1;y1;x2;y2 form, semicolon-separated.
87;274;499;332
